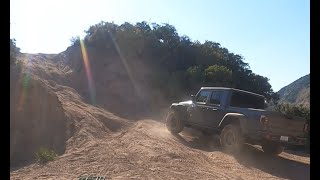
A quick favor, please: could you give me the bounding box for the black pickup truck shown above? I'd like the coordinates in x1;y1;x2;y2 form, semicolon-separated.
166;87;309;155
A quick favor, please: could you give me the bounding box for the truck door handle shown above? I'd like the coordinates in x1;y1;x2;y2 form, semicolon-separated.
212;108;218;111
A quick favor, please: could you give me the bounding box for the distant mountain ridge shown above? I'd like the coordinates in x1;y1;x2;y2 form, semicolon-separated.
277;74;310;107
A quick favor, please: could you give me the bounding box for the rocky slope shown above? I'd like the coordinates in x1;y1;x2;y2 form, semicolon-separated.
277;74;310;107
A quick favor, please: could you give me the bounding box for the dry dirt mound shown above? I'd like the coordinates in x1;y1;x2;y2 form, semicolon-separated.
10;54;309;179
11;120;309;179
10;73;67;165
10;54;130;167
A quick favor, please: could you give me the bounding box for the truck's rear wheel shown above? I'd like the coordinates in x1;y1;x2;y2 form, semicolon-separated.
261;141;284;155
166;111;184;134
220;124;244;154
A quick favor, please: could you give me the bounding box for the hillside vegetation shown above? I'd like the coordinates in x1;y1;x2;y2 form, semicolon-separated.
69;21;279;104
10;39;20;65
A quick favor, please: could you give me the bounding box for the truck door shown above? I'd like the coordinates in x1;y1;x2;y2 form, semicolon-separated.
187;89;211;126
203;90;228;128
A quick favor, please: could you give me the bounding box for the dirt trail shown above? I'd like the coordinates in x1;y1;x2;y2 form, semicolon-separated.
10;119;309;180
10;53;309;179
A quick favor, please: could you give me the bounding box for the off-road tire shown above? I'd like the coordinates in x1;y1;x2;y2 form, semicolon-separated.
220;124;244;154
166;111;184;134
261;141;284;155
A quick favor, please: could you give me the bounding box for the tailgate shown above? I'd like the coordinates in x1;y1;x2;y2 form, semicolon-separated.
264;111;307;137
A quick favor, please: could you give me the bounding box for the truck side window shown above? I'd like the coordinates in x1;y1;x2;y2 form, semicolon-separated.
230;91;264;109
196;90;211;103
209;91;223;105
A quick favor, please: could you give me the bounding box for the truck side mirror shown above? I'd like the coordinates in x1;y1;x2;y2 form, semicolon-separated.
191;94;195;101
264;100;268;109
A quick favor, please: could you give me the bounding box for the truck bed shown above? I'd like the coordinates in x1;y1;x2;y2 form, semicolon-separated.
264;111;307;138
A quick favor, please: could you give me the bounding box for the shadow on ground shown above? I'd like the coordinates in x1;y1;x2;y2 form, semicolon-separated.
173;128;221;152
235;144;310;180
172;128;310;180
284;146;310;158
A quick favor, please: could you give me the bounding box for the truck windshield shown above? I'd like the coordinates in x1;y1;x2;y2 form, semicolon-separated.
195;90;211;103
230;91;265;109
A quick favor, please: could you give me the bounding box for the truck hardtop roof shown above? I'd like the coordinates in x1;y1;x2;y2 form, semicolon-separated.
200;87;265;98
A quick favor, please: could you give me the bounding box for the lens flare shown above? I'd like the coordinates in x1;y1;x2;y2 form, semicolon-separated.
80;40;96;105
108;32;142;99
17;56;31;111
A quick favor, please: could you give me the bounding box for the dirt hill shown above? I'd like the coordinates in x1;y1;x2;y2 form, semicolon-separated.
53;45;171;119
10;53;309;179
10;53;130;166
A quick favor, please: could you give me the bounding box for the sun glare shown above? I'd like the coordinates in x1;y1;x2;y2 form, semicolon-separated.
80;39;96;105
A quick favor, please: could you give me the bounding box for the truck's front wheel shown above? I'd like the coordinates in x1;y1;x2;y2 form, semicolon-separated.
261;141;284;155
166;111;184;134
220;124;244;154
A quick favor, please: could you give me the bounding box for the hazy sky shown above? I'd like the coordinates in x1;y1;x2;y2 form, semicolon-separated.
10;0;310;91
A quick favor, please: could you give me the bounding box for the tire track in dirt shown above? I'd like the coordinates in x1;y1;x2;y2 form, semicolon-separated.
10;118;309;180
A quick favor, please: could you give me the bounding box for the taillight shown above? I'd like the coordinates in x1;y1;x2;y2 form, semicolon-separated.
260;115;269;125
303;123;309;133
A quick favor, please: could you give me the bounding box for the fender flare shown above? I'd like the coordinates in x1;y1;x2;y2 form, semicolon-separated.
218;113;249;134
169;104;188;121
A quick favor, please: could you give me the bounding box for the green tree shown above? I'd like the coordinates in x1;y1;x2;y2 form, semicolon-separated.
204;65;233;87
10;38;20;65
71;21;278;102
186;65;204;92
70;36;80;46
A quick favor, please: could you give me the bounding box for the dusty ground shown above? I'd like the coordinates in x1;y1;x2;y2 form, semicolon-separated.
10;53;310;180
10;119;310;180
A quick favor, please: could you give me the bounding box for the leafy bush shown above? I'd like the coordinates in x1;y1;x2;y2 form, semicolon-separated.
10;38;20;65
35;147;57;163
70;36;80;46
204;65;232;87
273;103;310;121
